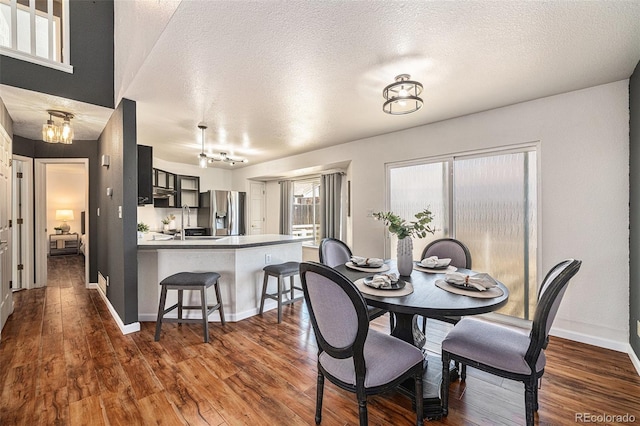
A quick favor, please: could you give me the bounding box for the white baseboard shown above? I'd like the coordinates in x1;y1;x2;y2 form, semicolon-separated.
551;327;629;353
88;283;140;335
629;344;640;376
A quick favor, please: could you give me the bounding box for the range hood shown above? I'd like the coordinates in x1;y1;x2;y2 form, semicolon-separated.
153;186;176;199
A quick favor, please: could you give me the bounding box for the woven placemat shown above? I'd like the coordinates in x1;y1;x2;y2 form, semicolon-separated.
354;278;414;297
435;279;504;299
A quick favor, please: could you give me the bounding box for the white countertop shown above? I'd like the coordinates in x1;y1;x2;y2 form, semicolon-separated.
137;233;309;250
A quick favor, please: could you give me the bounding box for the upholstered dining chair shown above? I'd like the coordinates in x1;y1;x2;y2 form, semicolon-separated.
441;259;582;426
420;238;472;271
420;238;472;374
318;238;389;324
300;262;425;426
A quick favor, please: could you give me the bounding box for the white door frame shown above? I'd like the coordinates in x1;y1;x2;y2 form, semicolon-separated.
12;155;34;290
34;158;89;288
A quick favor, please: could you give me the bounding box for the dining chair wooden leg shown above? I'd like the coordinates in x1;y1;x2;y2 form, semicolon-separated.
357;393;368;426
441;352;450;416
415;371;424;426
525;379;536;426
177;289;183;325
315;370;324;424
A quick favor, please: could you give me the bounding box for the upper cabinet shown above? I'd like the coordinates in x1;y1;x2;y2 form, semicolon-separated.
137;145;153;205
153;168;177;208
177;175;200;208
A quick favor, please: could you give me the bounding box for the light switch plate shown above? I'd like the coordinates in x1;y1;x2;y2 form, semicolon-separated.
637;320;640;338
118;206;122;219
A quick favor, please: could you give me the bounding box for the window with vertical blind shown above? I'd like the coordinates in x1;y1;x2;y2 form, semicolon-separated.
386;146;538;320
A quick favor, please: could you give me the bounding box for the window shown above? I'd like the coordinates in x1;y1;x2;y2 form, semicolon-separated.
0;0;71;71
292;178;321;245
387;146;538;320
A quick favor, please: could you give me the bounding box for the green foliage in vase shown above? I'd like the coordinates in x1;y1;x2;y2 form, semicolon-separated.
137;222;150;233
373;209;435;239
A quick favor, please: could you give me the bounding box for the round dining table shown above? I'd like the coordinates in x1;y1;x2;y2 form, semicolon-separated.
333;261;509;419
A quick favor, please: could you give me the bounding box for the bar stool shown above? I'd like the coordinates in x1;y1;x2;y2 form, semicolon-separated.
154;272;225;343
259;261;303;323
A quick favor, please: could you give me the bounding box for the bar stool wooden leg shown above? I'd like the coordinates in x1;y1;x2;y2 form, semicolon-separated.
155;285;168;341
290;275;295;299
214;280;226;325
178;289;183;325
259;272;269;315
201;287;209;343
277;275;283;323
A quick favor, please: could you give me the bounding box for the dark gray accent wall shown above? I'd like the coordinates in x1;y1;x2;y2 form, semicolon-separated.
97;98;138;324
0;0;114;108
12;135;98;283
0;97;13;138
630;60;640;359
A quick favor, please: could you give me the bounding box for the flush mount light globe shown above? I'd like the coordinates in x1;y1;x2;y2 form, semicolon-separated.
382;74;423;115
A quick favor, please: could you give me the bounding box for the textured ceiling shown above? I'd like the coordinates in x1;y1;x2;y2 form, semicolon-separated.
4;1;640;170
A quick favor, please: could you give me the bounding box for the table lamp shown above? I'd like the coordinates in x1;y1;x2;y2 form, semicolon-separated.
55;209;74;234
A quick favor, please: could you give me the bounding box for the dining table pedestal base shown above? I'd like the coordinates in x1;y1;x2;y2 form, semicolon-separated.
392;312;459;419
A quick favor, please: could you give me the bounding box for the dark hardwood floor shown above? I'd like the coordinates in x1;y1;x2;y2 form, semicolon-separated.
1;255;639;425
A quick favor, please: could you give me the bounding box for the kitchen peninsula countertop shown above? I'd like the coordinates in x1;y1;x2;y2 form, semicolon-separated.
137;234;309;250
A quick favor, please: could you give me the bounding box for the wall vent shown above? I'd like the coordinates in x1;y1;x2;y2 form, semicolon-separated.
98;271;108;296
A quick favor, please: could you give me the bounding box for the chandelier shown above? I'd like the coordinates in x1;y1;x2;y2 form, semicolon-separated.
382;74;423;115
197;123;247;168
42;110;74;144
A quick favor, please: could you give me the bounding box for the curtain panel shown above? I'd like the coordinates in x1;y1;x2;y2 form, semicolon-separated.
320;173;342;239
279;180;293;235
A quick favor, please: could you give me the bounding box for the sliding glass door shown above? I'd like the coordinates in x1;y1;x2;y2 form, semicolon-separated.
387;147;538;319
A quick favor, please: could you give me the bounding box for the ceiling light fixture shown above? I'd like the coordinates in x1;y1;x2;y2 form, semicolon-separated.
382;74;423;115
42;110;74;144
196;122;248;168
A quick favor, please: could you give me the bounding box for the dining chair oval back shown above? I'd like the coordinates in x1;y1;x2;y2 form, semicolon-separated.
318;237;352;267
441;258;582;426
420;238;472;269
300;262;424;426
318;237;389;324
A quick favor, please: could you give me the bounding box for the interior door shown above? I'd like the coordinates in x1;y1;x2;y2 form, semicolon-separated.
0;127;13;335
249;181;265;235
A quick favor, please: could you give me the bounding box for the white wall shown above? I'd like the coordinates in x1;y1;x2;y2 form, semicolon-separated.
46;164;86;234
232;81;631;351
137;157;233;232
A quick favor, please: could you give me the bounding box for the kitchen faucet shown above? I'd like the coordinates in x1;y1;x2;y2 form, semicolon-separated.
179;204;191;239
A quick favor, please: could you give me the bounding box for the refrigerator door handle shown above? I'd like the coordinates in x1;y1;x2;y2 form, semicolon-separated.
228;192;234;235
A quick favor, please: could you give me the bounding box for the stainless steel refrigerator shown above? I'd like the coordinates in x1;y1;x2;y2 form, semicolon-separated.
198;190;246;236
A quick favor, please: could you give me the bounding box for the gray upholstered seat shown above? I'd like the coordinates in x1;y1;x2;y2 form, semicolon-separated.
300;262;424;426
318;237;389;324
259;261;303;323
155;271;225;343
441;259;582;426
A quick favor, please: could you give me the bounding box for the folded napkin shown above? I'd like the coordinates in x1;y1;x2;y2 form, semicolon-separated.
350;256;384;268
444;272;497;291
367;273;399;289
419;256;451;268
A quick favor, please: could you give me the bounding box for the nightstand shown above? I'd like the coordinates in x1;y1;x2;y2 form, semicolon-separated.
49;233;79;256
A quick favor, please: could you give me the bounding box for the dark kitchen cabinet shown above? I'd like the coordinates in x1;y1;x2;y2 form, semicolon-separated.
137;145;153;205
153;168;177;207
177;175;200;208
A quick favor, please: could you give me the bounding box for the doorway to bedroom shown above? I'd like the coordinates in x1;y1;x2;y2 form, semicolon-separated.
34;159;89;288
